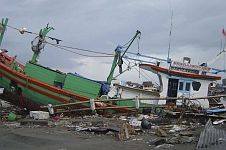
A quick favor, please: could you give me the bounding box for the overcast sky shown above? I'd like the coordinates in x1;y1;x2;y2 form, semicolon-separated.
1;0;226;83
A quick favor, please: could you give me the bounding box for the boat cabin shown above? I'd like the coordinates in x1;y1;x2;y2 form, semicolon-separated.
140;57;221;108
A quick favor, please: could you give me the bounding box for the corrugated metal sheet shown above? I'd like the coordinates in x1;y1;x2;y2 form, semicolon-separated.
196;119;226;150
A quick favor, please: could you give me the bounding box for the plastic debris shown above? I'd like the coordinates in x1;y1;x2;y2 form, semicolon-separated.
129;117;141;127
7;112;16;121
155;127;167;137
29;111;49;120
141;117;152;129
154;144;175;149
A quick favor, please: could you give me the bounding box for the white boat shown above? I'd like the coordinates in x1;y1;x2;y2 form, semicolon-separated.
108;80;159;105
140;57;221;108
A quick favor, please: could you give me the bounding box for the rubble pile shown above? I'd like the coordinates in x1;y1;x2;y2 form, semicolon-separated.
1;99;226;149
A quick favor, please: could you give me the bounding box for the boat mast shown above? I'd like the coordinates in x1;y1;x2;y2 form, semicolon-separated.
107;46;123;84
30;24;54;64
0;18;8;47
106;30;141;84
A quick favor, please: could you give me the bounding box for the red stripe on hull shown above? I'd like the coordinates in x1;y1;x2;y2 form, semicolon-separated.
0;62;88;101
140;64;221;80
1;70;70;103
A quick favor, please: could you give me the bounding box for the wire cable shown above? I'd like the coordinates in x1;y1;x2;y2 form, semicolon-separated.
124;58;159;86
47;42;114;58
45;41;113;56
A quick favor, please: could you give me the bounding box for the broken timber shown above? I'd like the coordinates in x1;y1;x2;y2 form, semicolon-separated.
40;95;226;114
41;94;226;109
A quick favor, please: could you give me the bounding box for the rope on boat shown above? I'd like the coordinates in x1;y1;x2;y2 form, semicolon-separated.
46;42;114;58
123;58;160;86
5;24;115;58
45;41;114;56
5;23;166;62
6;24;61;43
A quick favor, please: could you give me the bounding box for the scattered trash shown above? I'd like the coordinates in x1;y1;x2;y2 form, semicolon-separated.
149;138;166;146
4;122;20;128
20;119;49;126
47;104;54;115
179;131;194;136
167;135;194;144
29;111;50;120
213;119;226;125
180;136;195;143
129;117;141;127
118;123;136;141
167;136;181;144
141;118;152;129
154;144;175;149
7;112;17;121
206;107;226;114
0;100;12;108
155;127;167;137
119;116;127;121
169;125;186;133
1;96;226;150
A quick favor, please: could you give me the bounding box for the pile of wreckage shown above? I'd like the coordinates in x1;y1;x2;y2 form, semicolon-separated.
1;97;226;150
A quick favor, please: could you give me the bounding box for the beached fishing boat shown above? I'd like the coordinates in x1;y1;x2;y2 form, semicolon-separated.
0;18;224;111
0;18;139;112
139;57;222;108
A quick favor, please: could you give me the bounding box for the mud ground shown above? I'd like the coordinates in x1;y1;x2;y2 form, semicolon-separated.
0;124;198;150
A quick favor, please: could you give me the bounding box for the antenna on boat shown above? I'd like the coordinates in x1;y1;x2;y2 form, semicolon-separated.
167;1;173;63
30;24;54;64
210;28;226;74
219;28;226;74
0;18;8;47
221;28;226;74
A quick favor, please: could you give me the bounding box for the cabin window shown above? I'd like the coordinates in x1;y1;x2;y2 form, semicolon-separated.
192;81;201;91
185;82;191;91
179;82;184;90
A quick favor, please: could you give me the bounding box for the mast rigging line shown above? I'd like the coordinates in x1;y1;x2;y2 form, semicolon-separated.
5;23;114;57
124;58;159;86
5;23;164;63
45;41;114;56
123;55;156;64
5;24;61;43
125;51;167;62
47;42;114;58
